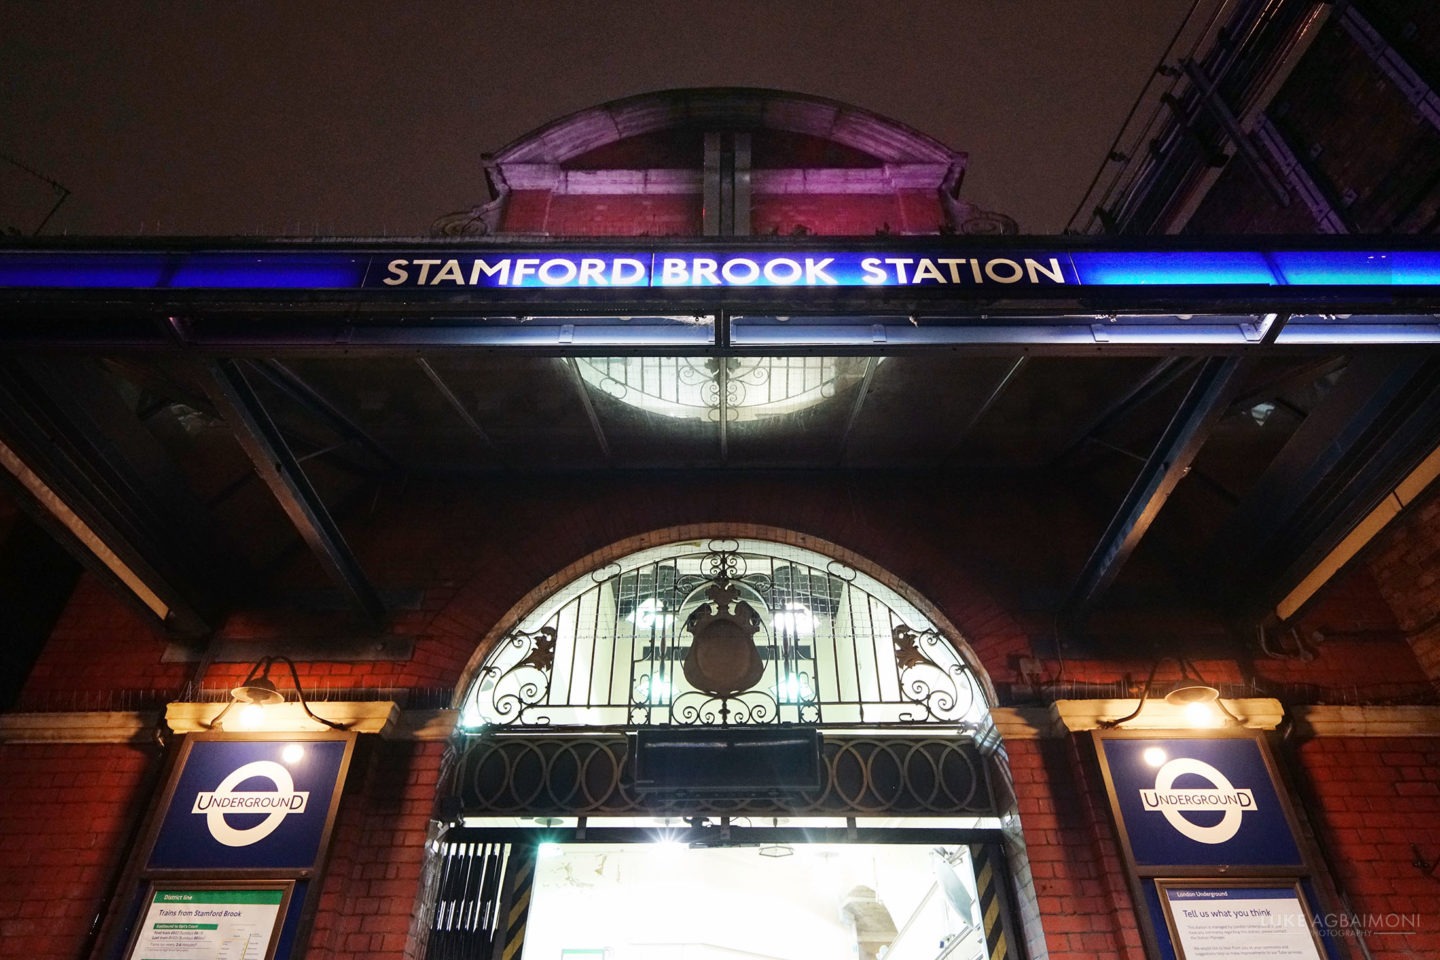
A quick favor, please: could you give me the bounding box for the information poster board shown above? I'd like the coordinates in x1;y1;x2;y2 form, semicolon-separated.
126;883;292;960
1157;882;1324;960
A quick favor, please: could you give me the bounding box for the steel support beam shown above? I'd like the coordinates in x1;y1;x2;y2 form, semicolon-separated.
945;356;1027;460
203;359;385;624
1182;59;1293;208
1066;356;1248;618
1051;357;1198;466
0;358;218;635
563;358;612;462
838;357;879;465
253;360;401;473
1206;355;1440;615
417;358;501;460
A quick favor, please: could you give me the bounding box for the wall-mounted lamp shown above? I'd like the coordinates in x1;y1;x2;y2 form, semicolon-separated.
206;655;349;731
1100;657;1241;729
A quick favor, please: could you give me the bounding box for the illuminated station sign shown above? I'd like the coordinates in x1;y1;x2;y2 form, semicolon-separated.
4;243;1438;350
1;245;1438;291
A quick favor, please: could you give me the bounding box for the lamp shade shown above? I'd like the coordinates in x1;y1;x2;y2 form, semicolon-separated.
231;676;285;705
1164;683;1220;706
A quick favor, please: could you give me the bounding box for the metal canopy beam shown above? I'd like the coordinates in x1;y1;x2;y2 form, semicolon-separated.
1052;357;1199;467
838;356;879;465
0;358;217;636
563;358;612;463
252;360;401;473
1205;355;1440;615
416;358;501;460
202;359;385;624
945;356;1027;461
1066;356;1249;618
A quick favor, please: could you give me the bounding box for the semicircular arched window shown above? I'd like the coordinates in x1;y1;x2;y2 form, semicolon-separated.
459;538;991;734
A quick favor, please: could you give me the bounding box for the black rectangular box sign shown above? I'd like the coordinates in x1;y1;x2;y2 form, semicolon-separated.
633;727;823;796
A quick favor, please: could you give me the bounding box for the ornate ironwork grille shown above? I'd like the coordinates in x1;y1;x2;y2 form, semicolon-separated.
460;539;989;732
454;733;999;817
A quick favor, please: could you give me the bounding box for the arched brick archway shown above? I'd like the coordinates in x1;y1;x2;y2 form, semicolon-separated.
423;514;1033;705
421;524;1044;960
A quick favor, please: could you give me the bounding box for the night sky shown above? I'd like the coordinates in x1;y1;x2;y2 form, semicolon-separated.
2;1;1193;237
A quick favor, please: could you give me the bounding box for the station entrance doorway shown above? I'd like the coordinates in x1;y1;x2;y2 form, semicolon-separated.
429;822;1012;960
427;538;1028;960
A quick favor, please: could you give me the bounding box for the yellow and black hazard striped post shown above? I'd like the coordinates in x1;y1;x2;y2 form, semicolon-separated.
969;843;1013;960
498;846;536;960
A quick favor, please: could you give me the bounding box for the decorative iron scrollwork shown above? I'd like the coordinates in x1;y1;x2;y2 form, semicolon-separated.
462;540;986;731
892;624;976;722
479;627;556;725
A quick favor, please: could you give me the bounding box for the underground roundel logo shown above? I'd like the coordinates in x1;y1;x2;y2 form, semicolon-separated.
191;760;309;847
1139;757;1255;844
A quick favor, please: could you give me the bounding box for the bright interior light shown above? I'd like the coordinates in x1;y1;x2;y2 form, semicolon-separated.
627;597;675;630
458;701;486;730
771;602;816;637
1142;747;1167;768
653;838;687;857
575;356;848;423
235;703;266;730
1184;701;1222;727
777;673;813;704
538;842;561;859
281;744;305;764
638;675;673;704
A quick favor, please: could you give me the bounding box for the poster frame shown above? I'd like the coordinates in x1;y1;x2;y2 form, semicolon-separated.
1154;878;1327;960
122;878;296;960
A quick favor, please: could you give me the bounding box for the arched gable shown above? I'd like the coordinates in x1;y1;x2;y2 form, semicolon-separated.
489;87;960;167
434;87;1016;236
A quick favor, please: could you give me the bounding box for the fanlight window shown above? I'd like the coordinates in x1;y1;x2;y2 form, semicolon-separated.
459;539;988;731
575;357;862;421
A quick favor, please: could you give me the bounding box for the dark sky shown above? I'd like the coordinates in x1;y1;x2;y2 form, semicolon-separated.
2;1;1194;237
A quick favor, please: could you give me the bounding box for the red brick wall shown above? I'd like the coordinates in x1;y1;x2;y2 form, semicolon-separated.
0;743;159;960
541;194;702;237
752;192;924;236
6;473;1440;960
307;739;441;960
499;188;941;237
499;190;702;236
1293;736;1440;955
1006;737;1146;960
1367;487;1440;681
497;190;552;233
16;575;186;710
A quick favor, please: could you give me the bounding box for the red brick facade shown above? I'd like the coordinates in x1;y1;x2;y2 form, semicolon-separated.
6;60;1440;960
0;744;159;960
4;475;1439;957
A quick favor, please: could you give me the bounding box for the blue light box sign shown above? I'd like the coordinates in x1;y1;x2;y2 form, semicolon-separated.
147;736;352;872
2;247;1440;291
1097;734;1304;869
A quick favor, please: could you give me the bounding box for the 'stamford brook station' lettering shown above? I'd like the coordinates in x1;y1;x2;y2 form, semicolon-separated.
858;256;1066;285
384;257;647;287
376;253;1070;289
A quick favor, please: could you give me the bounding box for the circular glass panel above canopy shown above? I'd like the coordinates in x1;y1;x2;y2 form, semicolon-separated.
575;357;866;422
